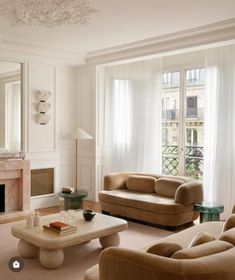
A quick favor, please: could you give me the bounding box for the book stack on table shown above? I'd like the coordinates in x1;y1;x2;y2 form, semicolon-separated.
43;221;77;236
61;187;74;194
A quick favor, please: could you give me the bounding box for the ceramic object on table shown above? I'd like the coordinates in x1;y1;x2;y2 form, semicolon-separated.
83;209;96;221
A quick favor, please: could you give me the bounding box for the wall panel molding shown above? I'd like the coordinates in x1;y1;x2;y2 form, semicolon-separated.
28;62;56;153
77;65;96;201
80;164;92;191
0;35;85;65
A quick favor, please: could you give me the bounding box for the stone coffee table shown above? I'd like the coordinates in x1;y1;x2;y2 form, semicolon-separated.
11;212;128;269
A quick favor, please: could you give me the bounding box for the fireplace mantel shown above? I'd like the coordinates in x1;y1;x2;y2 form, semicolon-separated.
0;159;31;223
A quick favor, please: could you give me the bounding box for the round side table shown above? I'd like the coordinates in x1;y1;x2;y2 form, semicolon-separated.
59;190;88;210
194;202;224;223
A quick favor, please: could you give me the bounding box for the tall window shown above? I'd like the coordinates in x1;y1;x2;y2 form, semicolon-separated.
187;96;197;118
162;68;204;179
162;72;179;88
186;128;198;146
186;68;205;85
113;79;132;147
162;128;169;145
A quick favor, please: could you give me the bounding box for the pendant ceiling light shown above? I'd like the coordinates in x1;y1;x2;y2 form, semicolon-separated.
0;0;97;27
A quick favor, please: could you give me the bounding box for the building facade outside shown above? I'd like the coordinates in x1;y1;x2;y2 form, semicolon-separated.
162;69;204;179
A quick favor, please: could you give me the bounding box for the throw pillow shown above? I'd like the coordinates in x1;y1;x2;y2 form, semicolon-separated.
126;175;156;193
222;214;235;232
155;178;184;197
188;231;215;247
171;240;233;259
146;242;182;257
219;227;235;246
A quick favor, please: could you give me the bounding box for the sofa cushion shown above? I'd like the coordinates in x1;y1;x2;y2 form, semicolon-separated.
222;214;235;232
219;228;235;245
155;178;184;197
126;175;156;193
188;231;215;247
148;221;223;249
146;242;182;257
174;181;203;205
171;240;233;259
84;264;99;280
99;189;193;214
104;173;130;190
133;172;161;180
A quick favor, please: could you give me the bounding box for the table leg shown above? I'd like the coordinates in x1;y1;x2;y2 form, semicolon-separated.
99;233;120;248
211;213;220;221
18;239;39;258
64;197;69;210
64;197;83;210
39;248;64;269
200;212;220;223
200;212;203;223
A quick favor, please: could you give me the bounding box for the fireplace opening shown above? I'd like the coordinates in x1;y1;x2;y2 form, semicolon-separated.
0;185;5;212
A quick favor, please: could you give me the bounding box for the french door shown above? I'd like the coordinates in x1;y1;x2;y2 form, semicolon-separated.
161;68;205;179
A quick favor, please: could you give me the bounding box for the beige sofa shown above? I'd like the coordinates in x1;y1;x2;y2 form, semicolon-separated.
84;219;235;280
99;172;203;227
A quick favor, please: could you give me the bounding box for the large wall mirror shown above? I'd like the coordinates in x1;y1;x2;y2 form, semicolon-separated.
0;60;22;154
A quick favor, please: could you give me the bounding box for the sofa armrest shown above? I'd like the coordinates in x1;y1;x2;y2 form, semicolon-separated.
174;181;203;205
103;172;130;190
99;247;181;280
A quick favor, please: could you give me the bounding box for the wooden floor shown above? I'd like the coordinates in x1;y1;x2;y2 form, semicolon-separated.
36;200;101;216
36;202;199;233
0;200;101;224
1;201;199;231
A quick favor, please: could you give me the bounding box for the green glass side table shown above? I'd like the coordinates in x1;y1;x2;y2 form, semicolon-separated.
59;190;88;210
194;202;224;223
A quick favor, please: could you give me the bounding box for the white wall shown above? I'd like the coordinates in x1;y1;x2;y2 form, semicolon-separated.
0;50;79;209
29;63;78;209
57;65;78;194
77;64;97;201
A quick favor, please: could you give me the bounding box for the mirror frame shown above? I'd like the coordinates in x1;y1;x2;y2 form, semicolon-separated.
0;59;23;157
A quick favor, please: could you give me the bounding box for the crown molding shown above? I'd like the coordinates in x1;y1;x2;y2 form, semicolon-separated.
0;36;86;65
86;18;235;65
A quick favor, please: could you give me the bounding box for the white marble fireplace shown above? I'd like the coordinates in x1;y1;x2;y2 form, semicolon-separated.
0;160;31;223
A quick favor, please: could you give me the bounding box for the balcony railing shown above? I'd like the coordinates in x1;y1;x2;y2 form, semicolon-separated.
186;78;204;87
186;108;204;119
162;145;203;179
162;78;204;88
162;109;178;121
162;108;204;121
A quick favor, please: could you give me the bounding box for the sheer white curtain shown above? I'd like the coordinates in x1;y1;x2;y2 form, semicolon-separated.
204;45;235;218
103;58;162;174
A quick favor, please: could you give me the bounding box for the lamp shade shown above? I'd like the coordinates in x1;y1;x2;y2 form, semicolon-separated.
66;127;93;140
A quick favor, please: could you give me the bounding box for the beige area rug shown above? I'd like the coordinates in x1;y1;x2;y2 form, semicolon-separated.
0;220;171;280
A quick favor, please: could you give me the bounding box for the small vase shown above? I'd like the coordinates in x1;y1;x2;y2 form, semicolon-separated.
83;209;96;221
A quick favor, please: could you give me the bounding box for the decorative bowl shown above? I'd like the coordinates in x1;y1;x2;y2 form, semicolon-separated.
83;209;96;221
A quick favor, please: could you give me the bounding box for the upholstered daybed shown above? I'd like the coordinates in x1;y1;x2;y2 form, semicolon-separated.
99;172;203;227
84;217;235;280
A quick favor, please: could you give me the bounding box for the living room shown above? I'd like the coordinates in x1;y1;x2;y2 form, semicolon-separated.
1;0;235;279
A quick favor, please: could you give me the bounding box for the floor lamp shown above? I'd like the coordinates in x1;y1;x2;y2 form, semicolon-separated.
67;127;93;192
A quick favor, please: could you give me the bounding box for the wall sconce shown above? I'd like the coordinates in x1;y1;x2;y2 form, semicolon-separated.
36;90;51;125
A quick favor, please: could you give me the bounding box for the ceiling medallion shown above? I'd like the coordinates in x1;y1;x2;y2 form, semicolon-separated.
0;0;97;27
